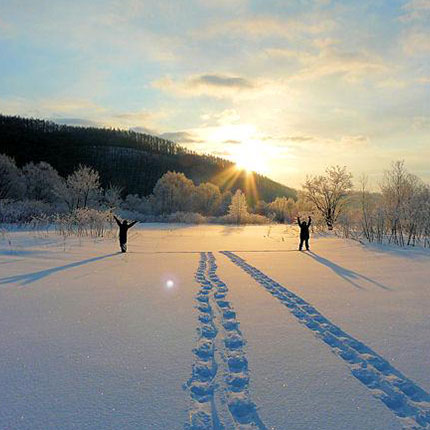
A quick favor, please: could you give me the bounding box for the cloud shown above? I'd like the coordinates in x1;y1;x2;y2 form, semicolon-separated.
267;133;370;149
400;0;430;22
153;74;258;99
197;16;335;40
196;0;247;8
212;150;232;156
402;29;430;55
130;126;157;135
294;47;388;82
191;74;254;89
0;96;105;117
223;139;242;144
0;96;169;132
50;118;101;127
159;130;204;144
263;46;388;83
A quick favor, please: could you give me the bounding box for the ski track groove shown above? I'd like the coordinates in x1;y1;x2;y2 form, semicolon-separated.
186;252;267;430
222;251;430;430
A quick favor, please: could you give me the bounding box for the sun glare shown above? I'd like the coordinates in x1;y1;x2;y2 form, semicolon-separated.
233;143;268;174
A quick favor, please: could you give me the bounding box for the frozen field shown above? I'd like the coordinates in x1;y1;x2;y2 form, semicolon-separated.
1;224;429;430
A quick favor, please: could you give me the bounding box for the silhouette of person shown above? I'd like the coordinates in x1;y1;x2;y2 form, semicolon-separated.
114;216;138;253
297;216;311;251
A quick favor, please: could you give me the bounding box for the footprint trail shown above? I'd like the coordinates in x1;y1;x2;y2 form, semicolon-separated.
222;251;430;430
185;252;266;430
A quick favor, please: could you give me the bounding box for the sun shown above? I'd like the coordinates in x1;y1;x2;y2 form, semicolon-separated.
233;143;268;174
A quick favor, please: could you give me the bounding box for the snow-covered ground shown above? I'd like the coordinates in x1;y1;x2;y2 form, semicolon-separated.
1;224;429;430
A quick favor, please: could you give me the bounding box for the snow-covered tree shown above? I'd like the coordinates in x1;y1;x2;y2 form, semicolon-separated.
193;182;221;215
0;153;26;199
22;161;62;202
268;197;297;223
152;171;195;214
59;165;101;211
381;161;428;246
228;189;249;224
103;184;123;209
303;165;353;229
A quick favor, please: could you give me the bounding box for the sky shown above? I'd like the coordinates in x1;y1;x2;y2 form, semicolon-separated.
0;0;429;188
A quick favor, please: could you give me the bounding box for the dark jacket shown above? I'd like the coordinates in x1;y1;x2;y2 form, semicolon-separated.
298;217;311;239
114;216;137;243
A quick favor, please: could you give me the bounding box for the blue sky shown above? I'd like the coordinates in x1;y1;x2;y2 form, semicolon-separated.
0;0;429;187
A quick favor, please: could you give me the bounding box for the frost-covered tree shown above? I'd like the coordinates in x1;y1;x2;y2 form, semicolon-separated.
59;165;101;211
0;153;26;199
303;165;353;229
228;189;249;224
152;171;195;214
22;161;62;202
381;161;429;246
193;182;221;215
268;197;297;223
103;184;123;209
123;194;153;214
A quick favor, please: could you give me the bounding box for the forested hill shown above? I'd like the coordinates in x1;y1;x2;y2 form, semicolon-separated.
0;115;296;203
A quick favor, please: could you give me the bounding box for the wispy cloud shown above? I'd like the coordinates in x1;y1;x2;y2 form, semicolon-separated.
159;130;204;144
153;74;259;99
196;15;335;40
399;0;430;22
402;29;430;54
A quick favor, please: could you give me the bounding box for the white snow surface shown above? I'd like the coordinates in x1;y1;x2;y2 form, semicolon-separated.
0;224;429;430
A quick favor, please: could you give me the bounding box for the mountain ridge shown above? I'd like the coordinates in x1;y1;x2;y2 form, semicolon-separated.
0;114;296;204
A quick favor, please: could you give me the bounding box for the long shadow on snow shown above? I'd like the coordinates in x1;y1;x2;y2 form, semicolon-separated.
0;253;119;286
305;251;391;290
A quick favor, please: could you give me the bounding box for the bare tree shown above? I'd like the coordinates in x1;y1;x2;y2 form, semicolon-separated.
303;165;353;229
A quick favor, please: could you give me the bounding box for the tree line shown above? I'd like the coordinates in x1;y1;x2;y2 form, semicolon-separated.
0;114;296;203
0;153;269;225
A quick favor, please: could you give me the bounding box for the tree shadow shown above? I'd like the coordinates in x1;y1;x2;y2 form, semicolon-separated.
304;251;391;290
0;253;119;286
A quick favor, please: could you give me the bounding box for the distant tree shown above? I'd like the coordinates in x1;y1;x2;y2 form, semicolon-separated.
218;190;232;215
254;200;269;216
268;197;297;223
152;171;195;214
228;189;249;224
0;153;26;199
59;165;101;210
193;182;222;215
303;165;353;229
22;161;62;202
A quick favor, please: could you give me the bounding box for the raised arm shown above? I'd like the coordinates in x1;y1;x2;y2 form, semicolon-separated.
113;215;121;227
307;216;312;227
297;216;301;226
128;220;138;228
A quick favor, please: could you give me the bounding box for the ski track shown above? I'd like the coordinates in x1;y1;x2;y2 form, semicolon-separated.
222;251;430;430
185;252;266;430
